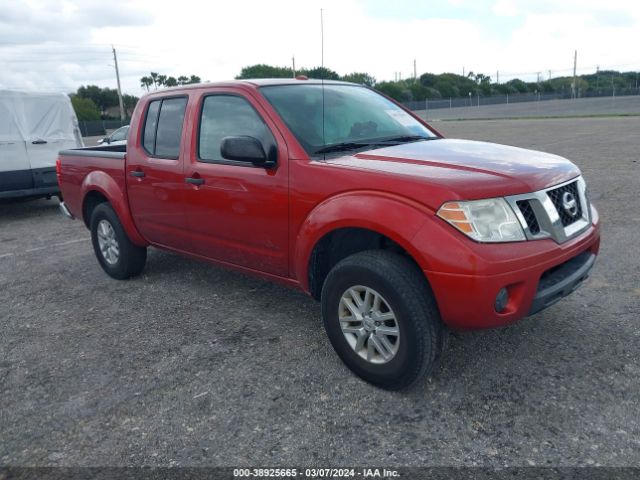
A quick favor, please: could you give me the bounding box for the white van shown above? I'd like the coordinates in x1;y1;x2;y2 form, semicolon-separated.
0;90;84;199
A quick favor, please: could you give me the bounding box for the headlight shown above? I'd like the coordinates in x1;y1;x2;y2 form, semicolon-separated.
437;198;526;242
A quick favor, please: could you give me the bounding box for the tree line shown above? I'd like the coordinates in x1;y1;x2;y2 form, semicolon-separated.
70;71;204;121
235;64;376;87
69;65;638;121
140;72;202;90
236;63;640;102
69;85;139;121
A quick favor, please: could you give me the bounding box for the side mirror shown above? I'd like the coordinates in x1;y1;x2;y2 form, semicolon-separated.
97;137;108;145
220;136;273;167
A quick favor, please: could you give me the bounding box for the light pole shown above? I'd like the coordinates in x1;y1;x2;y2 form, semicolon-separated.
611;74;615;97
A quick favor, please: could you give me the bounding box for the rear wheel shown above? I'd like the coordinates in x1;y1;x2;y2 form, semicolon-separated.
321;250;442;390
90;203;146;279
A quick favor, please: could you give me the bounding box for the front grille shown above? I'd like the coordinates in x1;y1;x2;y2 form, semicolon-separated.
547;181;582;227
505;176;590;244
516;200;540;234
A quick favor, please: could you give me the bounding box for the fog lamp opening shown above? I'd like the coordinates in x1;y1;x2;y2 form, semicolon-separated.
495;288;509;313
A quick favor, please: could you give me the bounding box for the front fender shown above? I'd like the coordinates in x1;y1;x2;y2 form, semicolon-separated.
81;171;147;246
293;191;434;292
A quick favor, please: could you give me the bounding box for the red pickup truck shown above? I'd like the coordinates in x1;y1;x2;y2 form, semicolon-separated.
57;79;600;390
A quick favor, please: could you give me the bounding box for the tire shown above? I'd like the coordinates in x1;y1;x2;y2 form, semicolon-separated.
321;250;442;390
90;203;147;280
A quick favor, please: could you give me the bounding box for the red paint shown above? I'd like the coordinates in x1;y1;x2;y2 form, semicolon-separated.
58;79;601;329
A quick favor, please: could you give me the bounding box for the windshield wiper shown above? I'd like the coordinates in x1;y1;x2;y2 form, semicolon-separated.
376;135;436;144
314;142;374;155
314;135;437;155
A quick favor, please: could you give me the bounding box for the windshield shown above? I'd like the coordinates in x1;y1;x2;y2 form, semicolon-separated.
260;84;438;156
111;126;129;142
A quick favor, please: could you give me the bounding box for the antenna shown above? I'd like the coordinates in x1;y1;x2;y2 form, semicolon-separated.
321;8;326;157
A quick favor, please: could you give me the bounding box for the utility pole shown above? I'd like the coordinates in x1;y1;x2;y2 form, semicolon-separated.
496;70;499;84
292;56;296;78
413;59;417;80
572;50;577;99
112;46;125;122
463;66;465;77
611;73;615;97
536;71;541;84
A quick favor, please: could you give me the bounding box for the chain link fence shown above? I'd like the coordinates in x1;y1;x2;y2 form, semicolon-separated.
77;88;640;137
402;88;640;112
78;119;129;137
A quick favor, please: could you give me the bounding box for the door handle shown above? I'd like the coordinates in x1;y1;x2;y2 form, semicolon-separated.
185;177;204;185
130;170;145;178
32;140;47;145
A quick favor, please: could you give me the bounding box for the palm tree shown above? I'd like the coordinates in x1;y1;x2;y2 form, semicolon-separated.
165;76;178;87
157;74;167;88
188;75;201;84
140;76;153;92
177;76;189;85
149;72;159;89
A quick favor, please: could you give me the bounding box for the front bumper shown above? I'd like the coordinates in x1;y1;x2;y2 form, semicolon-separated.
528;251;595;316
423;205;600;329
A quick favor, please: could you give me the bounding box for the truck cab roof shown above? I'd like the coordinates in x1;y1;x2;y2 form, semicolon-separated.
142;78;359;97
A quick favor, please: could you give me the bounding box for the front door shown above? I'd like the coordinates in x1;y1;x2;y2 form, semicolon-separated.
183;91;289;277
127;96;192;251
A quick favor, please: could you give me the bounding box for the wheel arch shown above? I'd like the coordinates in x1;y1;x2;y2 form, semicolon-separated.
80;171;147;246
294;191;434;299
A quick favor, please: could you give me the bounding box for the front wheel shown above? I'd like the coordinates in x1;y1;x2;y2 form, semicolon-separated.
90;203;147;279
321;250;442;390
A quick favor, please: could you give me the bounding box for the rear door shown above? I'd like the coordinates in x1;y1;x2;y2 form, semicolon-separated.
182;89;289;277
0;99;30;192
25;140;64;190
0;140;31;194
126;96;192;250
22;94;78;190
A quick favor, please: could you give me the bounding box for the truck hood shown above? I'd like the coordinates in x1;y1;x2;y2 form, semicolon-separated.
326;139;581;201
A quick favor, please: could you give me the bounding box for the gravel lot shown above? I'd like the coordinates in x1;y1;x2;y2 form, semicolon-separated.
1;117;639;468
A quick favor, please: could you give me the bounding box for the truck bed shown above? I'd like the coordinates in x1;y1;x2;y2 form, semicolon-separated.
59;144;126;158
57;144;128;223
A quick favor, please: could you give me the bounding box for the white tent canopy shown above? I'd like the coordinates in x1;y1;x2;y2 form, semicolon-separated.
0;90;83;145
0;90;83;198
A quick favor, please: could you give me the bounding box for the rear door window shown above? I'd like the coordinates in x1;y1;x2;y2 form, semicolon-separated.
142;97;187;158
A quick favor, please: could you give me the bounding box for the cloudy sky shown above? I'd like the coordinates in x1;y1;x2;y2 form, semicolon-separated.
0;0;638;96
